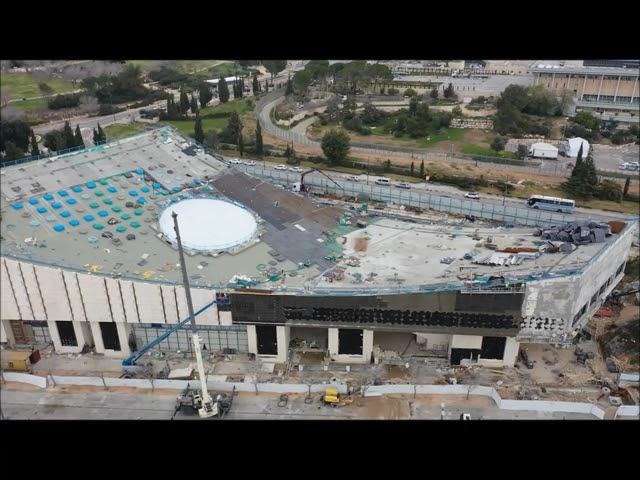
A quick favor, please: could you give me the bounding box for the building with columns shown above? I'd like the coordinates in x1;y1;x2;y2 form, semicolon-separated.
531;62;640;122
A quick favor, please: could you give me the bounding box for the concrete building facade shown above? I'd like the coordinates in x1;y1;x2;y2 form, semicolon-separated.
531;63;640;122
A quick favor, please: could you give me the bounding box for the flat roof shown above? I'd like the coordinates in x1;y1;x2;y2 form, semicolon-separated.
0;128;630;294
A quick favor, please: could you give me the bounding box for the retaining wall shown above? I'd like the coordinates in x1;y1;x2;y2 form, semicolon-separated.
2;371;48;388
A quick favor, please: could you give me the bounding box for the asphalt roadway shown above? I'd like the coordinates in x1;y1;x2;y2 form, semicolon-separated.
0;387;597;420
229;162;637;224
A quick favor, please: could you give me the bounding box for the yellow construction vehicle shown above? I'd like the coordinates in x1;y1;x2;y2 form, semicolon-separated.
323;388;353;407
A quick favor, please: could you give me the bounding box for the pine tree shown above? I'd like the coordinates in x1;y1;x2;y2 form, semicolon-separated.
255;121;263;156
93;128;100;145
238;133;244;157
264;80;269;92
419;159;425;177
3;141;24;161
190;95;199;115
623;176;631;197
194;115;204;144
198;83;213;108
63;121;75;149
285;77;293;95
30;132;40;157
571;143;584;177
179;88;190;114
252;74;260;95
74;125;84;148
225;112;243;145
97;124;106;143
410;161;415;175
218;76;230;103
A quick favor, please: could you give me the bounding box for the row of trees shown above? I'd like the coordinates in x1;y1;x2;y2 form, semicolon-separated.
81;64;149;104
567;111;639;144
1;119;40;161
43;122;86;152
562;145;622;201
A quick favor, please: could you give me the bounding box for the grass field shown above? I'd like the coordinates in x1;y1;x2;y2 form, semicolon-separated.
1;72;76;100
417;128;466;148
462;144;516;159
128;60;227;74
104;122;146;141
8;98;48;111
162;99;254;137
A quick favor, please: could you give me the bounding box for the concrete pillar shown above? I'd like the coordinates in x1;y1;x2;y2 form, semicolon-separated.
614;76;621;102
503;337;519;367
247;324;258;356
328;328;339;356
1;320;15;345
362;329;373;364
596;75;604;102
275;325;290;363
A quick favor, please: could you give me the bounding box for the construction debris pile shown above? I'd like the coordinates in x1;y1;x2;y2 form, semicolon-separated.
535;221;615;245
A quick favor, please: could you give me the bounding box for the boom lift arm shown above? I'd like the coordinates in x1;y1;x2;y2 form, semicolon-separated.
299;168;345;193
121;298;228;367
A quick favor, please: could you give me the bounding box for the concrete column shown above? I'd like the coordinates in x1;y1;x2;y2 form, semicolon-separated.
614;76;621;102
90;322;130;358
502;337;519;367
275;325;290;363
581;75;587;100
246;324;258;356
631;78;638;104
90;322;105;354
328;328;339;356
362;329;374;364
116;322;132;357
1;320;15;345
596;75;604;102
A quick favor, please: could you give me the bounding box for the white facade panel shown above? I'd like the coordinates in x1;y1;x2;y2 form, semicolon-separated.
105;278;126;323
160;285;179;324
191;288;218;325
451;334;483;350
21;263;46;320
62;271;87;322
134;282;165;324
119;280;139;324
77;274;112;323
36;266;72;320
1;259;20;320
4;259;34;320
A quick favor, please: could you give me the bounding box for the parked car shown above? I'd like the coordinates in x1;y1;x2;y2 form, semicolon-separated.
228;158;242;164
289;166;304;173
346;175;360;182
464;192;480;200
274;164;288;170
375;177;391;186
395;182;411;189
243;160;256;166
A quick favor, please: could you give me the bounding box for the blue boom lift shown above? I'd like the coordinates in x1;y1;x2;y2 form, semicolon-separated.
121;296;230;367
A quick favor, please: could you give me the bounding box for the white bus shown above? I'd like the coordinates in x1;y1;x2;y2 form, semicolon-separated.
527;195;575;213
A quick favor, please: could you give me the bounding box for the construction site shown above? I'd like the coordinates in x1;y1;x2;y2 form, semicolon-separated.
1;127;638;420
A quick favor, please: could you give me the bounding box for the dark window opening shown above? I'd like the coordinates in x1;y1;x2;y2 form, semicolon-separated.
338;329;363;355
480;336;507;360
450;348;480;366
256;325;278;355
56;321;78;347
99;322;121;351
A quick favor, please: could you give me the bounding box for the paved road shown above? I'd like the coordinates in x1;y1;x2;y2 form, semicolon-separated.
0;387;597;420
230;162;636;224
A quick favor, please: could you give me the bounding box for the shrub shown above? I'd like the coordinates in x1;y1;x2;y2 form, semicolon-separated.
48;94;81;110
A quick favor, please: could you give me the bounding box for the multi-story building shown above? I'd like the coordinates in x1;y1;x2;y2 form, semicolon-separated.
1;129;636;370
531;62;640;122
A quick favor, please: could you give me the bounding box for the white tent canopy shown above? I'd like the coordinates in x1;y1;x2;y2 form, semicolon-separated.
567;137;590;158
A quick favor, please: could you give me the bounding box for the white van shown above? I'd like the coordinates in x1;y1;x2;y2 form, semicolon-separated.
375;177;391;186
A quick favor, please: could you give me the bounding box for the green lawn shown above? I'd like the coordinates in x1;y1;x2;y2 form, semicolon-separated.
128;60;226;74
462;144;516;159
417;128;466;147
7;98;48;111
163;99;255;137
1;72;76;100
104;122;146;141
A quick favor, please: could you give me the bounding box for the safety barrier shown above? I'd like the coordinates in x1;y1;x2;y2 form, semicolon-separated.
1;371;48;388
614;405;640;419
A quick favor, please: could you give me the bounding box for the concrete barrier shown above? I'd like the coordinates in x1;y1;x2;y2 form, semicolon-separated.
614;405;640;419
50;375;103;386
104;377;153;389
2;371;48;388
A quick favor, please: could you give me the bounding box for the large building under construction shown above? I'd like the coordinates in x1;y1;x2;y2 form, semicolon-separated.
1;129;636;369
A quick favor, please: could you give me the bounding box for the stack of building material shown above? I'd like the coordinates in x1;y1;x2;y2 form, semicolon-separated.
537;221;611;245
